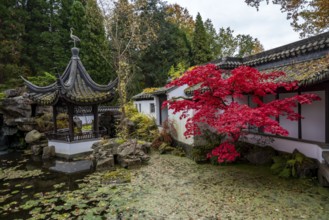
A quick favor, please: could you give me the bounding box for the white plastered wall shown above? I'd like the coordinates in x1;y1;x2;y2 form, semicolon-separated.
263;94;276;134
78;115;93;125
245;134;325;162
49;139;99;158
301;90;325;142
245;90;327;162
133;100;156;119
167;85;194;145
279;93;299;138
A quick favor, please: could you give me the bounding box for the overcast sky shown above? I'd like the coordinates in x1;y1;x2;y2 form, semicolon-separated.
165;0;302;50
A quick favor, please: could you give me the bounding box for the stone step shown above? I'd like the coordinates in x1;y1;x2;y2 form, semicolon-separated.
322;151;329;165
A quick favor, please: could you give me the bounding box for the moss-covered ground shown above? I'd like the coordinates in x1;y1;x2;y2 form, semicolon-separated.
1;152;329;219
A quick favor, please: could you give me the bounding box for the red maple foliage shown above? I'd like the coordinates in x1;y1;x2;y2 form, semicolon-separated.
164;64;321;163
207;142;240;163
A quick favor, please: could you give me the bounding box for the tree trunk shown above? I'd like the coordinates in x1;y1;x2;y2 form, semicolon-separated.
118;59;130;139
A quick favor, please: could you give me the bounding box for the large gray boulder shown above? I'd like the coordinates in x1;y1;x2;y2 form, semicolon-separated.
118;158;142;168
1;95;32;119
2;126;18;136
245;146;276;165
15;117;35;132
42;145;56;160
92;138;122;156
31;144;44;156
91;138;151;169
96;156;115;171
91;139;118;171
4;87;24;98
25;130;43;144
117;139;150;168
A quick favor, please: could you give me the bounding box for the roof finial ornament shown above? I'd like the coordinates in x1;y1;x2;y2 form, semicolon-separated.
70;27;80;47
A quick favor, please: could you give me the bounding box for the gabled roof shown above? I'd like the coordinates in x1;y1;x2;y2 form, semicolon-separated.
22;47;118;105
210;57;243;69
210;32;329;86
132;86;176;101
262;55;329;86
131;93;154;101
185;32;329;96
244;32;329;67
247;32;329;86
151;86;176;95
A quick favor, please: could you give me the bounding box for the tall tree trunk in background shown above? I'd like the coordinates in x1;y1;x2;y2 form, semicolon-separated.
118;59;130;139
99;0;159;139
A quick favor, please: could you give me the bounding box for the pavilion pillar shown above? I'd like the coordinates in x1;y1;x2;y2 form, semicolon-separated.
53;106;58;134
92;105;99;138
68;104;74;142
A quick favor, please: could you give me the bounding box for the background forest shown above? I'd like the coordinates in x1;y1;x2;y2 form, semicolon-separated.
0;0;265;98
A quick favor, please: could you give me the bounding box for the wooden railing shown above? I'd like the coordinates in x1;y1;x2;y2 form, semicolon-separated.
46;127;107;142
99;106;120;113
56;106;120;115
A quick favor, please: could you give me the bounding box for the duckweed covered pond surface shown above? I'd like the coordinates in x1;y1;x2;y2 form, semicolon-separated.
1;152;329;219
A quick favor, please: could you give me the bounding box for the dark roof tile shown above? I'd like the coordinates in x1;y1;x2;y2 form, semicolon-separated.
23;47;117;106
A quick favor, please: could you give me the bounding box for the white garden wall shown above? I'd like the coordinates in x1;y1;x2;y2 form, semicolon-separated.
263;94;276;134
78;115;93;125
245;134;326;162
244;91;327;162
279;93;299;138
301;91;325;142
167;85;195;146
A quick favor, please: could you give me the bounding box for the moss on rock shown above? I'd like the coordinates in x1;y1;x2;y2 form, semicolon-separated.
102;169;131;184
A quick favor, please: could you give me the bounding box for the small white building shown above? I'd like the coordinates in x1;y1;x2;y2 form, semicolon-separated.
131;93;156;119
132;87;176;125
132;85;201;147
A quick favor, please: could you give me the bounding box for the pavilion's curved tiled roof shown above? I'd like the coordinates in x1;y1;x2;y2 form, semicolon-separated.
22;47;117;105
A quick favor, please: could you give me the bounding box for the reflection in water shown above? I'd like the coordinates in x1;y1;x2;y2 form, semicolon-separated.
0;152;95;219
0;114;7;152
2;152;329;219
49;160;93;174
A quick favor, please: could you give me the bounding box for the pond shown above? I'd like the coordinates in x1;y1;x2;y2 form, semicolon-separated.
1;151;329;219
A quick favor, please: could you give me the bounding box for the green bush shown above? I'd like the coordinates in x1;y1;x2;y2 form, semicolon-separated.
56;113;69;129
120;102;158;142
192;129;223;163
151;120;173;150
270;150;313;178
34;113;53;132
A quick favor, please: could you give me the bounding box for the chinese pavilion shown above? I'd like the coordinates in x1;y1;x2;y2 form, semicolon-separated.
22;46;117;157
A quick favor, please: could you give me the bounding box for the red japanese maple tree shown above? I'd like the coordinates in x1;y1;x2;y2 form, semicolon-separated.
164;64;320;163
